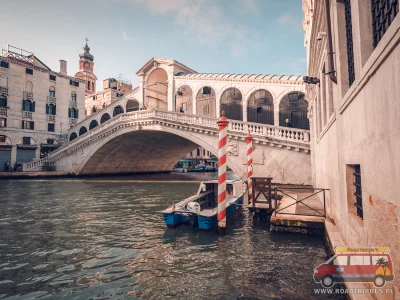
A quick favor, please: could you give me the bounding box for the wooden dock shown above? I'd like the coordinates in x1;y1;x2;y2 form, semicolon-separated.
247;180;327;235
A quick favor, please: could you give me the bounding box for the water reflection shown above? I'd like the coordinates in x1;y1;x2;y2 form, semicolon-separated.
0;177;342;299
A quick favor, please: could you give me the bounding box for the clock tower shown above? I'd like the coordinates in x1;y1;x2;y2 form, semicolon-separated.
74;38;97;94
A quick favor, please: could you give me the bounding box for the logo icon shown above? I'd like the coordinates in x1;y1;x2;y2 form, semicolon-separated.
314;247;394;288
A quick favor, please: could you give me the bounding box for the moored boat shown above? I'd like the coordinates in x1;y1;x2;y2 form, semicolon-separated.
161;180;245;230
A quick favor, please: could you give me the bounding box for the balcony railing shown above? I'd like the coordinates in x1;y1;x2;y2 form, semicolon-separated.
23;111;32;119
47;115;55;122
0;107;7;116
0;86;8;94
69;118;77;125
47;96;56;104
70;100;77;107
23;91;33;100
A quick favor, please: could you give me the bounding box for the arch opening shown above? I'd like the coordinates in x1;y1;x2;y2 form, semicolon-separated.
113;105;124;117
145;68;168;110
279;92;309;130
247;89;274;125
196;86;216;117
220;88;243;121
16;137;37;164
175;85;193;114
69;132;77;141
100;113;111;124
126;99;139;112
89;119;99;130
0;135;12;171
79;126;88;136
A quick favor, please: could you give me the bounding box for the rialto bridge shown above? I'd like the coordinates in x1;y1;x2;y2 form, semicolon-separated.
23;58;312;184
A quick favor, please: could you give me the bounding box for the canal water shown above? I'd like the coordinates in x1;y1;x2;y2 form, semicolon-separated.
0;176;342;299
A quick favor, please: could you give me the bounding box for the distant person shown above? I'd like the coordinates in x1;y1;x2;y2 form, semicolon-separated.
14;162;18;172
179;106;184;113
5;161;10;172
3;162;8;172
285;118;292;128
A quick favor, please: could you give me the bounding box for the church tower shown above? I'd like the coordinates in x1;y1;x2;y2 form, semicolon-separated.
74;38;97;94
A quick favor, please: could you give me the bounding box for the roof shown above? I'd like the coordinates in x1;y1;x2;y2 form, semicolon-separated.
175;73;304;82
136;57;196;76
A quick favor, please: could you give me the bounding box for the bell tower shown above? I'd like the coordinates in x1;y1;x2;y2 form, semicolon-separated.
74;38;98;94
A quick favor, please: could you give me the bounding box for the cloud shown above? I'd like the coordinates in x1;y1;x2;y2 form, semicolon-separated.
291;58;307;75
276;12;302;28
122;31;128;41
114;0;259;57
237;0;262;15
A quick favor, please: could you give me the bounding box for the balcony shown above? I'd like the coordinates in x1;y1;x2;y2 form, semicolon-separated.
23;91;33;100
0;86;8;95
69;118;77;125
70;100;77;107
23;111;32;119
0;107;7;116
47;96;56;104
47;114;55;122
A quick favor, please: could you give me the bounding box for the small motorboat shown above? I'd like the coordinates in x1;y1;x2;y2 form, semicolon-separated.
161;180;246;230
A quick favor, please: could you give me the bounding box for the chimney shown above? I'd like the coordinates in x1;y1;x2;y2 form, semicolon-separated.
59;60;67;75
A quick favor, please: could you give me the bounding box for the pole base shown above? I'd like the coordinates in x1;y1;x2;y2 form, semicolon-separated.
218;225;226;235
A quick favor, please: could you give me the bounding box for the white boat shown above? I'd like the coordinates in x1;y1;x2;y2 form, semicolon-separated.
161;180;246;230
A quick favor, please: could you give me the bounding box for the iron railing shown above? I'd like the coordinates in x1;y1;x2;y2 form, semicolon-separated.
0;107;7;116
23;111;32;119
23;91;33;100
344;0;355;86
47;96;56;104
353;165;363;219
372;0;399;47
274;186;328;218
0;86;8;94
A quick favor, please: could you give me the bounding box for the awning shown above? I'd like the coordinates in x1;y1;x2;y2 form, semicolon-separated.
17;144;37;150
41;144;60;149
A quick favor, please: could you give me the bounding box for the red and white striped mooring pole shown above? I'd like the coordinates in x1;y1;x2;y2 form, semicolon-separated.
246;131;254;205
217;111;229;234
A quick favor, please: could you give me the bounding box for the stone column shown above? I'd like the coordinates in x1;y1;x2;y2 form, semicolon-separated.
167;72;174;112
243;100;247;122
10;145;17;166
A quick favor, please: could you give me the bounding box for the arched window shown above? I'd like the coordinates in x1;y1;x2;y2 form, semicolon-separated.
0;75;7;88
279;92;309;129
126;99;139;112
92;82;94;91
69;132;77;141
220;88;243;120
49;86;56;97
71;92;77;103
69;108;78;119
87;81;90;90
23;100;34;112
197;148;200;156
247;89;274;125
89;119;98;130
100;113;111;123
25;81;33;93
196;86;216;117
0;96;7;107
46;104;56;115
79;126;87;136
113;105;124;117
175;85;193;114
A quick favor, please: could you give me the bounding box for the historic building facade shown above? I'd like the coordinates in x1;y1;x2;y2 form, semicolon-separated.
0;45;86;169
303;0;400;292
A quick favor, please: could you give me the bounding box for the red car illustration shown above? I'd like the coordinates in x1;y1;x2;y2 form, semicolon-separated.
314;247;394;288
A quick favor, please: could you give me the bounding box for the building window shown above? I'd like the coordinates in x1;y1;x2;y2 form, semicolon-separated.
0;96;7;107
26;68;33;75
344;0;355;86
0;118;6;128
0;135;6;142
92;82;94;91
22;137;31;145
372;0;399;47
49;74;56;81
46;104;56;115
70;80;79;87
48;123;55;132
68;108;78;119
22;100;35;112
22;121;34;130
0;61;9;69
49;86;56;97
87;81;90;90
71;92;77;103
353;165;363;219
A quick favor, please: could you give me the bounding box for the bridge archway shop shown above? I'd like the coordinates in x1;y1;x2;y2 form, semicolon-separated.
16;137;37;164
0;135;12;171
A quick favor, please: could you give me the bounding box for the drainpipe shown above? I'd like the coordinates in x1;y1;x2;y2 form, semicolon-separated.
325;0;337;84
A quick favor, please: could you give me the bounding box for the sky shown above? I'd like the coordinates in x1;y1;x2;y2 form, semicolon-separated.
0;0;306;87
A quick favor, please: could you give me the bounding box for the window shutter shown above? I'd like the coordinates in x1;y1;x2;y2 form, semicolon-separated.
32;101;36;112
54;105;57;115
68;108;71;118
46;104;49;114
31;122;34;130
76;109;79;119
22;121;24;129
4;119;6;127
22;100;26;110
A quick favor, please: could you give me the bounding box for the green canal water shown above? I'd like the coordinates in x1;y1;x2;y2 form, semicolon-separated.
0;176;344;299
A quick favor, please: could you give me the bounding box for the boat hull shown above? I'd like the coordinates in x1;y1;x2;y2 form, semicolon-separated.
163;195;244;230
